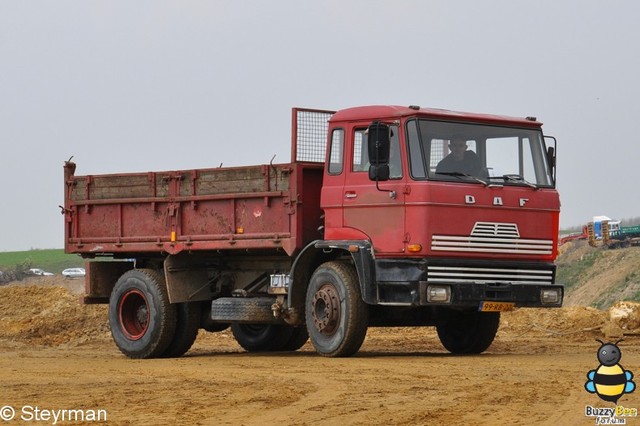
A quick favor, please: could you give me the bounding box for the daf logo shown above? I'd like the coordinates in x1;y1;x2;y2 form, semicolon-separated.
465;195;529;207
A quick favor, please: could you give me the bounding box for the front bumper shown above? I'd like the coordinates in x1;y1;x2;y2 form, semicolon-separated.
419;281;563;307
374;258;563;308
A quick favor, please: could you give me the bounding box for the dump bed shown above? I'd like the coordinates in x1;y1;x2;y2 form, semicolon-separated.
63;161;324;257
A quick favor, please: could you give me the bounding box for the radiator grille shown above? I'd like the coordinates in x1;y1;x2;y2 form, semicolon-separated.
432;222;553;255
427;265;553;284
471;222;519;238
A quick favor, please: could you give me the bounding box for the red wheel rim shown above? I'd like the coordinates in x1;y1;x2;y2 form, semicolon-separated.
118;289;150;340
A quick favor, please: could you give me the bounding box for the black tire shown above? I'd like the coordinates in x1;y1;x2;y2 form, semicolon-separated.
436;310;500;354
305;261;368;357
199;301;230;332
231;323;294;352
161;302;201;358
202;322;230;333
109;269;177;359
280;325;309;351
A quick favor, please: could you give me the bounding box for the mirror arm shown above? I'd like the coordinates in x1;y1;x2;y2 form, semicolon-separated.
377;181;397;199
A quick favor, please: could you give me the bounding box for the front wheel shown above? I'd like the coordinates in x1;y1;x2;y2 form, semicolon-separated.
109;269;177;359
436;310;500;354
305;261;368;357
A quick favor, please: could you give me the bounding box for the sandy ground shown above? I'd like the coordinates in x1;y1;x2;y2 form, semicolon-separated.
1;278;640;425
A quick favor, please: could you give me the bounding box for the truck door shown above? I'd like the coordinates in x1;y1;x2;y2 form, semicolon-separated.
342;125;406;254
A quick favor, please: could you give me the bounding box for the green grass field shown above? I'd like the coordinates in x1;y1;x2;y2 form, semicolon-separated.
0;249;83;274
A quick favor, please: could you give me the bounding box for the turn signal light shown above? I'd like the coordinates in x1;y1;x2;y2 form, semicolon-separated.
407;244;422;253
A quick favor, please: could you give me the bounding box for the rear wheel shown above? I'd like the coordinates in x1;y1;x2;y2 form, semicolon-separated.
109;269;176;359
200;301;230;333
305;261;368;357
280;326;309;351
231;323;294;352
161;302;201;358
436;310;500;354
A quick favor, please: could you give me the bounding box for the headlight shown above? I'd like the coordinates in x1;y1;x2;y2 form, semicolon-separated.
541;288;562;305
426;285;451;303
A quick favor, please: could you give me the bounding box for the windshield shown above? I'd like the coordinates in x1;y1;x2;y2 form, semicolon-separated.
406;119;554;187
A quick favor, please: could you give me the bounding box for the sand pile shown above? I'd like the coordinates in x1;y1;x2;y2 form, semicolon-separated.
0;285;109;347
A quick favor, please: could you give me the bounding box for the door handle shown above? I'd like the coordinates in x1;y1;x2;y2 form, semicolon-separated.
345;191;357;199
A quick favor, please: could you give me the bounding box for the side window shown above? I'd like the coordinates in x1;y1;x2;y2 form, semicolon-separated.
407;120;426;178
352;129;369;172
328;129;344;175
521;138;535;183
388;125;402;179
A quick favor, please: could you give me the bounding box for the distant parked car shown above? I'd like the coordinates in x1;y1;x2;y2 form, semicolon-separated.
62;267;85;278
27;268;54;276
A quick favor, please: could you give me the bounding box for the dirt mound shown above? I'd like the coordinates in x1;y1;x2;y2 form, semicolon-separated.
0;285;109;347
557;239;592;260
500;306;609;342
3;275;85;294
609;300;640;332
560;242;640;308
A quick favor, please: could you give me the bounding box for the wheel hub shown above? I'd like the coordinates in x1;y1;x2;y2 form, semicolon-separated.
135;305;149;327
118;289;150;340
311;284;340;335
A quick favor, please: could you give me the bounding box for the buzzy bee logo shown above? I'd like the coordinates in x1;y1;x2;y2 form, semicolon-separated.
584;339;637;424
585;340;636;403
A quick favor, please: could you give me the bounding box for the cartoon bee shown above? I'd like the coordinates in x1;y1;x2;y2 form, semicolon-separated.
585;339;636;404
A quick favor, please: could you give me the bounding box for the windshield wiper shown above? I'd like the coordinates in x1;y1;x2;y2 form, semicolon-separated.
435;171;488;186
502;174;538;189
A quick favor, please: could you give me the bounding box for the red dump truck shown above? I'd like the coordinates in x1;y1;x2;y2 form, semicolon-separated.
63;105;563;359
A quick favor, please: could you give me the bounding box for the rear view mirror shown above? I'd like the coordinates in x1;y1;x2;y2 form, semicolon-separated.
544;135;557;185
367;121;396;196
367;122;390;165
368;164;390;181
546;146;556;168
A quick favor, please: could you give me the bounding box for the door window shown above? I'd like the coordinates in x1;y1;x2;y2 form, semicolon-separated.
328;129;344;175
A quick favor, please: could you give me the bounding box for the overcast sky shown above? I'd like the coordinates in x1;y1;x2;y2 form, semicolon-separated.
1;1;639;252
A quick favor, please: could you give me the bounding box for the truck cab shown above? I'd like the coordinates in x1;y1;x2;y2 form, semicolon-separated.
293;105;562;355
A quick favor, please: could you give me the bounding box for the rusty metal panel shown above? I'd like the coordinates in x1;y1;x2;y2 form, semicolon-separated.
164;254;214;303
179;166;291;196
83;261;134;304
64;161;324;257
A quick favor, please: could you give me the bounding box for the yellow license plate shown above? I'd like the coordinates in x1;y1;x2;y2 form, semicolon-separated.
479;301;515;312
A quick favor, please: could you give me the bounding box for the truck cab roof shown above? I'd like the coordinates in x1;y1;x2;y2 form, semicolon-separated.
330;105;542;128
